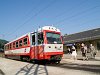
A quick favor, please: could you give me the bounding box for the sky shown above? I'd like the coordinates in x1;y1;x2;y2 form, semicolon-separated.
0;0;100;41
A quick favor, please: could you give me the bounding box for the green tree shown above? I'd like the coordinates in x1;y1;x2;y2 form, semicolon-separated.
0;39;8;50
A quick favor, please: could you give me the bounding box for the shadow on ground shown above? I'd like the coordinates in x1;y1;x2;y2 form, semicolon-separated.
15;61;100;75
5;57;100;75
47;62;100;74
15;63;48;75
78;58;100;61
0;69;5;75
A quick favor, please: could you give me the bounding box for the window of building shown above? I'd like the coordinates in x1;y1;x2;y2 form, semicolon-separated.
19;40;23;47
16;41;18;48
24;38;28;45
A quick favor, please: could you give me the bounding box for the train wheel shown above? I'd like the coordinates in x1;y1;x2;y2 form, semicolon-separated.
53;60;60;64
5;55;8;58
57;61;60;64
20;56;23;61
28;57;34;63
34;60;39;64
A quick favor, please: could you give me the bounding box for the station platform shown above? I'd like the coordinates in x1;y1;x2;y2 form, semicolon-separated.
62;53;100;66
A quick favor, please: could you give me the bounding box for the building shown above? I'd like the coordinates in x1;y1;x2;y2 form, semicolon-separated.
63;28;100;52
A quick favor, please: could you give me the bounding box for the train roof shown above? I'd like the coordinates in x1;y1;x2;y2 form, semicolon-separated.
5;26;60;45
38;26;60;32
5;33;31;45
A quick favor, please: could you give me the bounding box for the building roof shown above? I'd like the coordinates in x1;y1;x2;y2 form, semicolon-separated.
64;28;100;43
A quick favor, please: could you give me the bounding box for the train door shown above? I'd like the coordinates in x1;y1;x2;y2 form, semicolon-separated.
35;32;44;60
31;32;38;60
31;32;44;60
34;32;38;59
34;32;44;59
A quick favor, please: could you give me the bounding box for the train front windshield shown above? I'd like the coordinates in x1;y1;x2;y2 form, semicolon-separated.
46;32;62;44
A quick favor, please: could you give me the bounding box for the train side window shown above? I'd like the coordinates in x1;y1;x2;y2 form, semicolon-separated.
6;46;7;50
19;40;23;47
10;43;11;49
24;38;27;45
4;46;5;50
8;45;9;50
6;45;7;50
16;41;18;48
32;34;35;45
13;42;15;48
6;45;8;50
11;44;12;49
4;46;6;50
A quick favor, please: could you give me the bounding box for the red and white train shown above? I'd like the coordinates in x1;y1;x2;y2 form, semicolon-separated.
4;26;63;63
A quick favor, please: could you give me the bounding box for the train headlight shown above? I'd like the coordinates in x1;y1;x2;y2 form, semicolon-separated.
60;46;62;48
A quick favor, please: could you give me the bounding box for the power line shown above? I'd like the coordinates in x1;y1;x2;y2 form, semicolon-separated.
72;18;100;28
53;0;88;18
23;0;43;18
5;1;43;37
61;8;100;27
7;0;57;37
60;11;100;34
54;5;100;25
40;0;88;26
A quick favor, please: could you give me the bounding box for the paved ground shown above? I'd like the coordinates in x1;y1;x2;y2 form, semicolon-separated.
0;57;100;75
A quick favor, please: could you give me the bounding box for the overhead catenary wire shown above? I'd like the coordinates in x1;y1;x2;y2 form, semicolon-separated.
70;10;100;28
23;0;43;18
60;7;100;28
6;0;57;37
5;0;100;41
54;5;100;25
39;0;88;26
63;18;100;31
53;0;88;18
